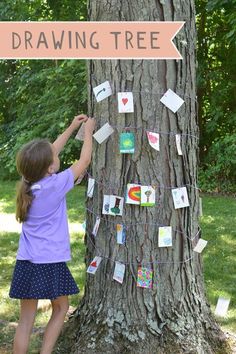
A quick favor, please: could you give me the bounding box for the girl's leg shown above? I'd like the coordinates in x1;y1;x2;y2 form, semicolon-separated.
40;295;69;354
13;299;38;354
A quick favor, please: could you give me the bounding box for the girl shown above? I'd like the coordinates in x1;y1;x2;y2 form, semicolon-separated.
9;115;95;354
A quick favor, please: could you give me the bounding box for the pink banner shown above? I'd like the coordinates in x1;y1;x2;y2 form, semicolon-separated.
0;22;184;59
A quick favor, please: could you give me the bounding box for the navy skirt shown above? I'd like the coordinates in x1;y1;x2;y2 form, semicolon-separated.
9;260;79;300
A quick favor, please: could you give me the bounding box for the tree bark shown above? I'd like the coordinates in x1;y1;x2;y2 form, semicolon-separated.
57;1;230;353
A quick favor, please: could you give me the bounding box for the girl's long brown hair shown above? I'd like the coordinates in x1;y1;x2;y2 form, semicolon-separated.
16;139;53;223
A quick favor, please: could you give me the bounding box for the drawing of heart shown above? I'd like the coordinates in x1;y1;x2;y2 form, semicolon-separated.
122;98;128;105
91;261;97;267
147;132;158;144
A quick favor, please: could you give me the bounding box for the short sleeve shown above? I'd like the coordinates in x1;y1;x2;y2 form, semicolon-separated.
54;168;74;199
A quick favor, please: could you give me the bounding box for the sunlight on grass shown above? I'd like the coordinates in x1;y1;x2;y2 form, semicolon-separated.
0;181;17;214
0;213;21;233
201;195;236;332
202;215;215;224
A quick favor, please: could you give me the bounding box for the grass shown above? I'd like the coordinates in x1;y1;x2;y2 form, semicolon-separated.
202;195;236;333
0;181;235;352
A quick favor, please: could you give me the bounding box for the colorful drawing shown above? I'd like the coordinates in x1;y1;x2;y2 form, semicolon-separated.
171;187;189;209
93;81;112;102
146;131;160;151
116;224;126;244
113;262;125;284
118;92;134;113
86;256;102;274
137;266;153;289
102;195;124;216
140;186;155;206
110;196;124;216
119;132;135;153
158;226;172;247
126;184;141;205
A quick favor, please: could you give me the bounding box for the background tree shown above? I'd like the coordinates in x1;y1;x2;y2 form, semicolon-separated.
196;0;236;192
57;1;230;353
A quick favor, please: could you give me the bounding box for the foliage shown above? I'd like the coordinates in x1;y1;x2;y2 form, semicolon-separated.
196;0;236;192
0;0;87;21
0;60;87;179
198;134;236;193
0;0;87;179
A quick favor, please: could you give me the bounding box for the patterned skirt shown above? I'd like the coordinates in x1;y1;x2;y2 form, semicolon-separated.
9;260;79;300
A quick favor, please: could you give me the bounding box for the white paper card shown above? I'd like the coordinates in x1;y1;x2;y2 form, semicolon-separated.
93;123;114;144
158;226;172;247
75;170;86;185
87;178;95;198
92;217;101;237
126;183;141;205
113;262;125;284
118;92;134;113
141;186;156;207
87;256;102;274
175;134;183;155
172;187;190;209
160;89;184;113
215;297;230;317
193;239;208;253
75;123;85;141
116;224;126;244
109;195;124;216
147;131;160;151
93;81;112;102
102;195;124;216
102;195;110;215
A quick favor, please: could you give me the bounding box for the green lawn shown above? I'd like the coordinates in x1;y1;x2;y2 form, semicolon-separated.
201;195;236;332
0;181;235;352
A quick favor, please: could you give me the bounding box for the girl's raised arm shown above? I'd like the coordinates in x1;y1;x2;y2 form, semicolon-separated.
70;118;95;181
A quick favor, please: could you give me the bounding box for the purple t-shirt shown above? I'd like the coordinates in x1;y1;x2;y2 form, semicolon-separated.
16;168;74;264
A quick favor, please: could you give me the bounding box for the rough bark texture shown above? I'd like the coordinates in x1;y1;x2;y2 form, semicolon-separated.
57;1;230;353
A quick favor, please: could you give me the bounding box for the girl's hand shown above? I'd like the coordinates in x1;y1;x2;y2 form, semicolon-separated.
70;114;88;131
84;117;96;135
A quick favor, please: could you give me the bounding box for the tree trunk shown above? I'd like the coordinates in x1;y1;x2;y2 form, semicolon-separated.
57;1;230;353
196;0;208;162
